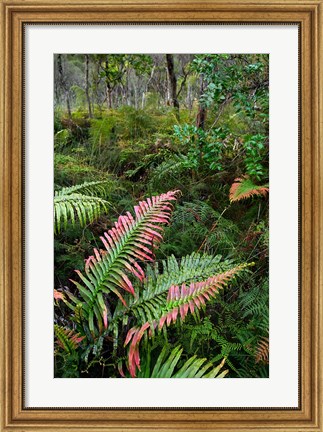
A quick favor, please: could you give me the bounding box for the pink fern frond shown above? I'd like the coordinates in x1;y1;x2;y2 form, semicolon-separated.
229;176;269;202
124;263;248;377
71;190;181;333
54;289;65;301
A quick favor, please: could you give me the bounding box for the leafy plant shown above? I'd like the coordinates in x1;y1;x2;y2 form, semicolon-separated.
126;345;229;378
125;263;247;377
56;190;250;378
65;190;180;332
53;54;269;380
229;176;269;202
55;324;85;354
173;124;226;172
54;180;111;233
243;134;268;180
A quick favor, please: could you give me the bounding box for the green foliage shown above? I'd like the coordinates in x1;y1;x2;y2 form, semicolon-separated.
173;124;227;171
134;345;228;378
161;201;240;257
54;180;111;233
55;324;84;354
55;179;113;198
117;106;157;141
89;117;116;148
70;85;87;108
114;252;237;330
54;194;110;234
176;276;269;378
229;176;269;202
54;129;71;150
192;54;268;126
64;191;180;335
99;54;153;88
243;134;268;181
54;54;269;379
54;153;100;186
148;154;189;190
55;192;252;378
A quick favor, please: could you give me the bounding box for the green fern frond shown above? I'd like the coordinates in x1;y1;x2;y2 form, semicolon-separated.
239;280;269;321
170;201;240;254
54;194;110;234
112;252;236;328
149;154;188;186
229;176;269;202
54;324;85;354
55;179;113;198
135;345;228;378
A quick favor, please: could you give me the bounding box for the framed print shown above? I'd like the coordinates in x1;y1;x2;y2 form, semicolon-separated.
1;1;322;431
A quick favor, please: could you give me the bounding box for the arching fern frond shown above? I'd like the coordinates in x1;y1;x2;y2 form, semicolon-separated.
54;194;110;234
125;263;249;377
54;325;85;354
135;345;228;378
239;279;269;333
55;179;113;198
67;190;180;334
149;154;189;188
229;176;269;202
112;252;236;328
255;336;269;364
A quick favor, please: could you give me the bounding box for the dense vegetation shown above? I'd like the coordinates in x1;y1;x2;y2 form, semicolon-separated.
54;54;269;378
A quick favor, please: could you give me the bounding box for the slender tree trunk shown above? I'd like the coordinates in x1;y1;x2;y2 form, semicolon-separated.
85;55;93;118
141;91;146;109
134;84;138;109
196;76;207;130
106;84;112;109
187;83;193;110
166;54;180;119
94;58;101;108
57;54;71;119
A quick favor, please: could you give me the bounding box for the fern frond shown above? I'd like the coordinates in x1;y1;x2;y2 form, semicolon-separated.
149;154;188;187
136;345;228;378
229;176;269;202
55;179;112;198
54;325;85;354
112;252;236;328
54;194;110;234
239;280;269;328
255;336;269;364
54;289;65;301
125;263;249;377
67;190;180;334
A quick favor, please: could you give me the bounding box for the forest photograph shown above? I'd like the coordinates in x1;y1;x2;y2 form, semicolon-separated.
53;53;269;379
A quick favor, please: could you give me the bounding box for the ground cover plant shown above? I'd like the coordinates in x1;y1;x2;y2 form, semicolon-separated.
54;53;269;378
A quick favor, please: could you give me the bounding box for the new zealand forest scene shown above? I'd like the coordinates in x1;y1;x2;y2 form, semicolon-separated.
54;54;269;378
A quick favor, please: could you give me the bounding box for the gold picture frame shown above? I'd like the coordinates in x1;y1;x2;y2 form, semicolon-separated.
1;1;322;430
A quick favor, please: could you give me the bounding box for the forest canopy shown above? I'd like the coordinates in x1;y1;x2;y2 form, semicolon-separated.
54;53;269;379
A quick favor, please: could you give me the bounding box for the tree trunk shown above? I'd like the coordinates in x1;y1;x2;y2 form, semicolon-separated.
85;55;93;118
57;54;71;119
166;54;180;118
196;76;207;130
106;84;112;109
187;83;193;110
